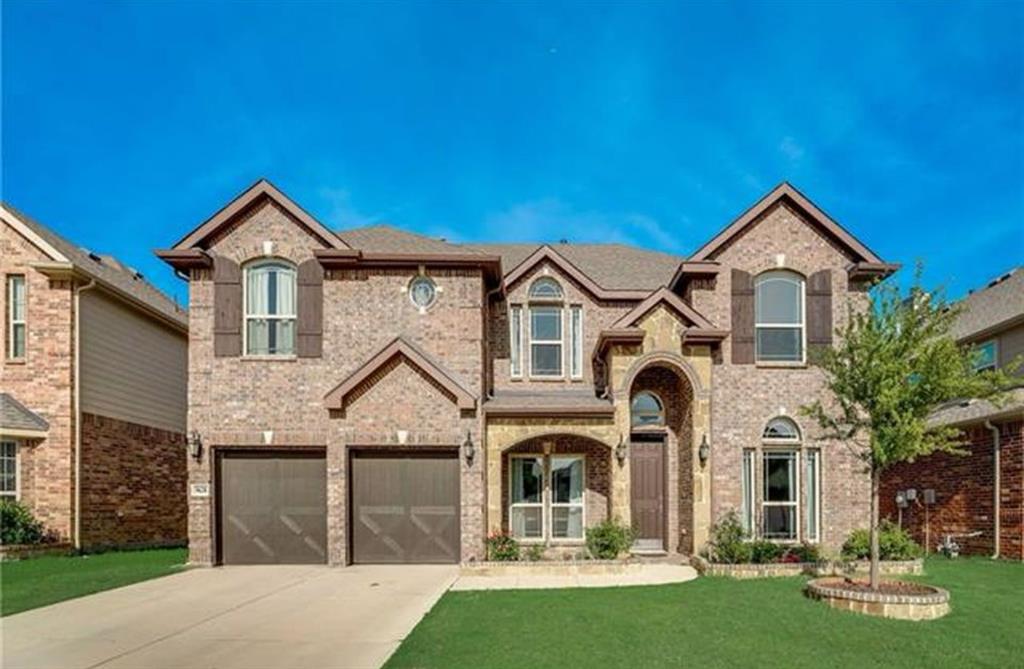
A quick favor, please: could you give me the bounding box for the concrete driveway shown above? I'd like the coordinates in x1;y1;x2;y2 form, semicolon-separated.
1;564;458;669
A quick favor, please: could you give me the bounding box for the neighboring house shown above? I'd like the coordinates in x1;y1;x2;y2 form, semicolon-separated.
157;179;899;566
1;205;189;549
881;268;1024;560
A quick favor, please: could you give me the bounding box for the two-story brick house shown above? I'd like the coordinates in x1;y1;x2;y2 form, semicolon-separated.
881;268;1023;560
158;180;898;566
1;205;189;549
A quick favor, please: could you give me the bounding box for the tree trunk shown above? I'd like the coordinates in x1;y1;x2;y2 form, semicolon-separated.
869;465;881;590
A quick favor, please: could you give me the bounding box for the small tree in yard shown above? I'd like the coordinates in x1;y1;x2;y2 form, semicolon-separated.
802;269;1016;590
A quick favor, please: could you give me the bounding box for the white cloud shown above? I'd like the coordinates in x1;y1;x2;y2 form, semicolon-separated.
317;187;382;229
779;136;806;163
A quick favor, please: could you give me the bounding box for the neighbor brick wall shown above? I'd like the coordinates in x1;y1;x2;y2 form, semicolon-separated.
79;412;187;548
881;420;1024;560
1;220;75;539
692;201;873;551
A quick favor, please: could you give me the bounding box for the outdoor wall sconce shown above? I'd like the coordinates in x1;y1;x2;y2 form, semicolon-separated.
615;435;628;466
187;430;203;462
462;431;475;465
698;434;710;466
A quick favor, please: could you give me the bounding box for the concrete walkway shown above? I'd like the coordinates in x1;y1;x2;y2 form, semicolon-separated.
1;564;457;669
451;563;699;590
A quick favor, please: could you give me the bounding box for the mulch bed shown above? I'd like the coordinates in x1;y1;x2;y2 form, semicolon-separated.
816;578;937;596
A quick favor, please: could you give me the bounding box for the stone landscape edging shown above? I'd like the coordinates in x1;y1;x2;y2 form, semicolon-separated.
0;542;75;561
805;577;950;620
691;556;924;579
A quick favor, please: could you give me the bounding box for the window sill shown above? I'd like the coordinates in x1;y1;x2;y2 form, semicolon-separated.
755;361;808;369
4;358;27;365
240;355;298;362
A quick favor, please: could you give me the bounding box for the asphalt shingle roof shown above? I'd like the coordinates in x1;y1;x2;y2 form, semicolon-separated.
0;393;49;433
949;267;1024;341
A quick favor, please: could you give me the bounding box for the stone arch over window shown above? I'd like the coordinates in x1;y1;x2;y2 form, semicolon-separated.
631;390;665;428
754;270;805;363
529;276;564;300
243;258;297;356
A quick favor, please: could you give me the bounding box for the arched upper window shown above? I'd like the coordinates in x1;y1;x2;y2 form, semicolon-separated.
755;270;804;362
631;391;665;428
244;260;297;356
762;417;801;442
529;277;563;300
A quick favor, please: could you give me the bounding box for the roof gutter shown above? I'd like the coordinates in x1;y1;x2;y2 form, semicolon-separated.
984;420;1001;559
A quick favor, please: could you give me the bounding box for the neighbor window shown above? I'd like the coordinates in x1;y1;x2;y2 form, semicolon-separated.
755;270;804;362
973;340;997;373
569;305;583;379
509;454;585;542
0;440;17;499
762;451;798;540
509;305;523;378
244;261;296;356
631;391;665;428
6;275;26;360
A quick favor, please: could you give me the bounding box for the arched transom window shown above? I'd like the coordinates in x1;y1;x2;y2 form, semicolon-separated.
755;270;804;363
244;260;297;356
631;391;665;428
529;277;564;300
762;416;801;442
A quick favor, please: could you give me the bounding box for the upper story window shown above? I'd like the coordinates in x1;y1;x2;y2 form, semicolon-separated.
244;261;296;356
6;275;26;360
529;278;564;377
409;276;437;310
631;391;665;428
755;271;804;363
973;340;997;373
529;277;563;300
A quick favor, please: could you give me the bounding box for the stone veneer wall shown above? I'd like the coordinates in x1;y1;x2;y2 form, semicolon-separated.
185;200;486;565
79;412;187;548
1;220;76;539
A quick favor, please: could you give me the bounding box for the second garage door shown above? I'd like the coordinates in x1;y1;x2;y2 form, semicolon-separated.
350;452;460;564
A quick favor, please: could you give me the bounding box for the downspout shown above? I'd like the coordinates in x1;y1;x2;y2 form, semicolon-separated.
73;279;97;550
984;420;1000;560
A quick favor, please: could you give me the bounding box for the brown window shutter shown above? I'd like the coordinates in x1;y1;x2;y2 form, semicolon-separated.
731;268;755;364
213;255;243;357
296;259;324;358
806;269;833;357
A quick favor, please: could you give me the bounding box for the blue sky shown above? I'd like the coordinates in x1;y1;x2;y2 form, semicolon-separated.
3;1;1022;305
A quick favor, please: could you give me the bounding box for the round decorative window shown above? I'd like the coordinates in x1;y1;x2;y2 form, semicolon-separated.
409;276;437;309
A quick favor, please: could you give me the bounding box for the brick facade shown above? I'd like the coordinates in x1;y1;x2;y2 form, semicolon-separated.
881;420;1024;560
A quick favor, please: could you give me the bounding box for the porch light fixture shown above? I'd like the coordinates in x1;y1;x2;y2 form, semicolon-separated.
698;434;710;466
615;435;628;466
462;431;475;465
187;431;203;462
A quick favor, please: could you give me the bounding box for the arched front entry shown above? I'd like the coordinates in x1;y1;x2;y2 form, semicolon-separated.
628;363;696;553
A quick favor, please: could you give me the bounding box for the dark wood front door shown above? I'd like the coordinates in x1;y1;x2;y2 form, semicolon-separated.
350;451;460;564
630;438;665;548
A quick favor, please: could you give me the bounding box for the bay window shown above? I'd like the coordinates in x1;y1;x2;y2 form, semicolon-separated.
509;454;585;542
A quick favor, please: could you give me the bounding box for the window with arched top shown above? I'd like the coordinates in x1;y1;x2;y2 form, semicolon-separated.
631;391;665;428
762;417;801;442
529;277;564;300
755;270;804;363
244;260;297;356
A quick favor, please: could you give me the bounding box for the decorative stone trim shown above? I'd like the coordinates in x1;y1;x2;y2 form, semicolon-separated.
0;542;74;561
805;577;950;620
462;559;646;577
691;556;924;579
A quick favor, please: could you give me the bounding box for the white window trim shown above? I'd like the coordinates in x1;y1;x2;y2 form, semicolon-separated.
529;305;565;378
741;449;755;537
569;305;583;380
508;453;586;544
754;272;806;364
804;448;822;544
973;339;998;372
0;439;19;500
761;449;800;542
242;260;298;357
7;274;26;361
510;304;523;379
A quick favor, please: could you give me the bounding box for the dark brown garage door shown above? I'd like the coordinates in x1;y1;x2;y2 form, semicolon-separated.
218;451;327;565
350;452;460;564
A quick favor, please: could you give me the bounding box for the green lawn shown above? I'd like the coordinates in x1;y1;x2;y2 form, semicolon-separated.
0;547;188;616
386;558;1023;668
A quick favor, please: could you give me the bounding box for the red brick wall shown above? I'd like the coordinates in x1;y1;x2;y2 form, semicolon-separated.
79;412;187;549
881;420;1023;560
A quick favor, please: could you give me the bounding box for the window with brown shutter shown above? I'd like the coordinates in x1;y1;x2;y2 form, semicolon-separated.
731;268;755;364
806;269;833;358
296;259;324;358
213;255;242;357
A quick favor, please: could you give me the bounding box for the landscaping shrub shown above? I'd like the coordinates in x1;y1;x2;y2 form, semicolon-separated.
842;520;923;561
586;519;635;559
784;542;822;563
524;544;545;562
749;540;784;564
705;511;752;563
485;531;521;561
0;499;46;545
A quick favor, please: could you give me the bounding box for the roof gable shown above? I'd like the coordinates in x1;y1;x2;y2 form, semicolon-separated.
172;179;348;251
689;182;884;264
324;337;476;412
612;288;717;330
504;245;651;300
